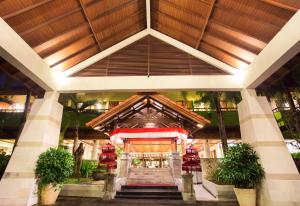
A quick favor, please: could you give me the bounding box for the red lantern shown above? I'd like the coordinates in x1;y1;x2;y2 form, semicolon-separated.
182;145;201;173
99;143;117;170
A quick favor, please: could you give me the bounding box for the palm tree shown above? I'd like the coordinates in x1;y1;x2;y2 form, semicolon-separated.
196;91;241;155
60;94;98;154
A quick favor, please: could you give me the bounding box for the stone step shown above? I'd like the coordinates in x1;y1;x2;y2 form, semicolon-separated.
115;194;183;200
121;185;178;190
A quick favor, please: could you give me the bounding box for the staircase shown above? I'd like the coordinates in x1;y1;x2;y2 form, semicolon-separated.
116;185;182;200
116;168;182;200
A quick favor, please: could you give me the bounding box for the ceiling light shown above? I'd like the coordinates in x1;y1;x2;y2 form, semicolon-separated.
197;124;204;128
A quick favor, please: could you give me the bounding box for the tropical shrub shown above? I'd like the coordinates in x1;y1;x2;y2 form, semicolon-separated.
214;143;264;188
35;148;74;191
80;160;98;178
0;152;10;179
291;152;300;159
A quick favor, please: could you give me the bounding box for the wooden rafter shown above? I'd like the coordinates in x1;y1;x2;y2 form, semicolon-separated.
159;0;206;20
261;0;300;12
209;20;267;50
152;10;201;32
19;7;82;36
195;0;216;49
2;0;53;19
78;0;102;51
91;0;137;22
33;23;89;53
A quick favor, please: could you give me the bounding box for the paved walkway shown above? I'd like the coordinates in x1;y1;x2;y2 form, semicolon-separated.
55;197;238;206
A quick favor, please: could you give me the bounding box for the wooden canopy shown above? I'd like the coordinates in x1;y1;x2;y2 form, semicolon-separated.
0;0;298;73
86;93;210;135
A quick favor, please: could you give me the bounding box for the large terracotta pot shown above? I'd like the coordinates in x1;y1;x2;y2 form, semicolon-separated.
233;188;256;206
41;184;61;205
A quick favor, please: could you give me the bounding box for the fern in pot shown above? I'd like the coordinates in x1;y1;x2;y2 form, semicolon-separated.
214;143;264;206
35;148;74;205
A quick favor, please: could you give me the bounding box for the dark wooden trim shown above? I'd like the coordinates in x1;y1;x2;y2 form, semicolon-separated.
195;0;216;49
91;0;138;22
261;0;300;12
78;0;103;51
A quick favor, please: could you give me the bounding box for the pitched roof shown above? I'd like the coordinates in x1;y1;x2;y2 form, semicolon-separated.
86;93;210;131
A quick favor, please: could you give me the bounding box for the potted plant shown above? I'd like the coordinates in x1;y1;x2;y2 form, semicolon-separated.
35;148;74;205
214;143;264;206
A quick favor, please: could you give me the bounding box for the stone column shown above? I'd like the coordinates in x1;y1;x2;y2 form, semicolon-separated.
203;139;211;158
238;89;300;206
181;173;196;203
170;152;182;178
103;173;117;200
91;140;99;160
0;92;63;206
118;153;131;178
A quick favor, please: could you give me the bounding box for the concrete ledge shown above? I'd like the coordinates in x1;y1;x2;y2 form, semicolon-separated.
203;179;237;201
59;183;105;198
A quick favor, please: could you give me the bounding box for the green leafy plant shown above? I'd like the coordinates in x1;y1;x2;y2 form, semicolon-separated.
35;148;74;191
214;143;264;188
80;160;98;178
0;152;10;179
292;152;300;159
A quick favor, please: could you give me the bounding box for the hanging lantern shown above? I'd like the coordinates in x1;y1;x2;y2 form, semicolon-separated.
99;143;117;171
182;145;201;173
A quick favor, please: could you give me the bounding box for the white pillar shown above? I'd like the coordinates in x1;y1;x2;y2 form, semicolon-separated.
0;92;63;206
238;89;300;206
204;139;211;158
91;140;99;160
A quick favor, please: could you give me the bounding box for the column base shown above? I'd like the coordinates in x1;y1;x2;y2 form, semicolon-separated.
181;173;196;203
103;174;117;200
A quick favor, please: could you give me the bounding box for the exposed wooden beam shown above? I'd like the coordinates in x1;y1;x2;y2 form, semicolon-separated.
202;33;257;63
261;0;300;12
195;0;216;49
94;9;145;34
158;0;206;21
33;23;89;54
45;34;94;67
91;0;137;22
209;20;267;50
152;10;201;33
19;7;82;36
2;0;52;19
78;0;102;51
152;16;198;41
214;3;281;29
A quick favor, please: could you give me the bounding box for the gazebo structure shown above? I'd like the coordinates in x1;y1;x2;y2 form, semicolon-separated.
0;1;300;205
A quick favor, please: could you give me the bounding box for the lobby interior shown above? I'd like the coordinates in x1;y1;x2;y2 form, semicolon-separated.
0;0;300;205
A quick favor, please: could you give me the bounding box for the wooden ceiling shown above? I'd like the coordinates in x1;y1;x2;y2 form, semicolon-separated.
0;0;146;71
0;0;298;74
73;35;227;76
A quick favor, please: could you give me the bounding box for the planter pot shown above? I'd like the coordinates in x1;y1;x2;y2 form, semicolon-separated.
233;188;256;206
41;184;61;205
92;172;107;181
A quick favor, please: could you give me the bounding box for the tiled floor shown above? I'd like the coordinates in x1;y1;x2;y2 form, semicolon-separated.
194;184;216;201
